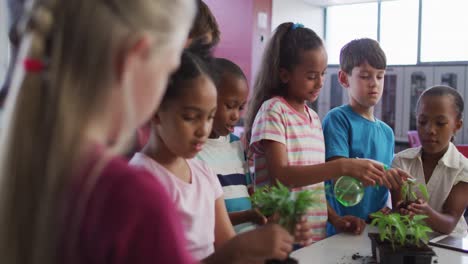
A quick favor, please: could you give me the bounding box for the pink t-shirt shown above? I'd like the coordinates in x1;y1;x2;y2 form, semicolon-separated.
130;153;223;260
250;96;328;242
63;152;195;264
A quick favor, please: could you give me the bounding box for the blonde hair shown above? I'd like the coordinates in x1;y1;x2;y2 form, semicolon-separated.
0;0;195;263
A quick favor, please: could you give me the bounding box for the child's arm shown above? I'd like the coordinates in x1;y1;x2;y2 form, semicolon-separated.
263;140;386;188
229;209;267;226
213;197;236;250
202;224;293;264
408;182;468;234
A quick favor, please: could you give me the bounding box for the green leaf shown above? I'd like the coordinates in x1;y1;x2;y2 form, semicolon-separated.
370;211;385;219
418;184;430;201
412;214;428;222
401;183;409;201
250;180;320;230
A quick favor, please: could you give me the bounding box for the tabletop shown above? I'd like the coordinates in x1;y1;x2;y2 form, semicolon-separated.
291;225;468;264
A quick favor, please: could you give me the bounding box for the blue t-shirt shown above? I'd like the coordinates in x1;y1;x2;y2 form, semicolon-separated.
322;104;394;236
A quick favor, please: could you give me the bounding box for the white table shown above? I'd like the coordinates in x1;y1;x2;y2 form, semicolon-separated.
291;226;468;264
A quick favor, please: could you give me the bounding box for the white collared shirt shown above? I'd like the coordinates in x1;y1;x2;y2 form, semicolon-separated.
393;143;468;237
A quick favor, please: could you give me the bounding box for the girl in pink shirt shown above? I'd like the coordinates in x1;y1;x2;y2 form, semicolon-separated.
130;48;294;262
244;22;406;244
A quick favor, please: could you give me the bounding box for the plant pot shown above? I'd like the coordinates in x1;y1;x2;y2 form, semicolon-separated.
368;233;436;264
265;257;298;264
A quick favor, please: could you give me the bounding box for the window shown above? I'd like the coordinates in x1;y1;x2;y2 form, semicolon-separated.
326;3;378;64
380;0;419;65
421;0;468;62
0;1;10;87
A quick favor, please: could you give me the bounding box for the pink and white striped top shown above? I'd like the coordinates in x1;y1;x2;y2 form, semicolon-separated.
250;96;327;242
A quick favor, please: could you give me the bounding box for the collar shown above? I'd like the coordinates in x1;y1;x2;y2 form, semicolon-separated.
398;143;460;169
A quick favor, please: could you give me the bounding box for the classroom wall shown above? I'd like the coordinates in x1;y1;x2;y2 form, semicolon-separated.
204;0;272;88
272;0;324;38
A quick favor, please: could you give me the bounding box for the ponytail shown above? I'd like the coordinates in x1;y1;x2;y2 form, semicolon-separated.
244;22;323;149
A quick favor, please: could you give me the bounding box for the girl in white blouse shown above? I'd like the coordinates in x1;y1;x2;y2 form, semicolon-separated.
392;85;468;237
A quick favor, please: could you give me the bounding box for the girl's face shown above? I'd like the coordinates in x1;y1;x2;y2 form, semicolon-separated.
417;95;463;155
280;47;328;104
156;75;217;158
211;74;248;137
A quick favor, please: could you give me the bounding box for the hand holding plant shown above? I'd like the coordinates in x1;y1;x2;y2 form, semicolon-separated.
239;224;294;262
251;181;319;246
248;208;268;225
250;181;318;232
397;178;430;212
293;216;313;246
404;199;435;217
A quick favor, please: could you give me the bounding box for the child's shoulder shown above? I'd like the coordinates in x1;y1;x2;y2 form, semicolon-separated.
260;96;289;112
96;155;170;206
448;144;468;170
324;104;350;119
129;152;158;169
395;147;421;160
188;158;216;174
323;105;353;127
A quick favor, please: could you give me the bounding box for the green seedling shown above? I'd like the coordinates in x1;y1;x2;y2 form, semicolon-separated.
250;181;320;233
370;212;433;250
400;178;430;208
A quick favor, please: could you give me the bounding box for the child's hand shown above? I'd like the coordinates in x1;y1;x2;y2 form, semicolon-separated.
344;159;385;186
266;212;280;223
395;200;412;216
407;199;434;216
382;168;409;190
248;209;267;225
241;224;293;261
332;215;365;235
294;216;313;246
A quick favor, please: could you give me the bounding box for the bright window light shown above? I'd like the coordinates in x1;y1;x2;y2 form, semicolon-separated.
421;0;468;62
326;3;378;64
380;0;419;65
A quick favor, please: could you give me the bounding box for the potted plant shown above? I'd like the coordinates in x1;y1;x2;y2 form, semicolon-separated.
368;212;435;264
250;181;319;264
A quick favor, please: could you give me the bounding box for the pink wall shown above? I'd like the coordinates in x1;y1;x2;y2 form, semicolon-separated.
204;0;272;88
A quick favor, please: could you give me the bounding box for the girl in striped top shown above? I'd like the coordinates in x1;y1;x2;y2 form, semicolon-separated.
244;22;390;245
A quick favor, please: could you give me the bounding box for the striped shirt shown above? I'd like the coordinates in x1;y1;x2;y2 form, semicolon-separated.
197;134;255;233
250;96;327;242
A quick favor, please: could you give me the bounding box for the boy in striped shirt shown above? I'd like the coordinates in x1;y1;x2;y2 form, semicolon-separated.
197;58;266;233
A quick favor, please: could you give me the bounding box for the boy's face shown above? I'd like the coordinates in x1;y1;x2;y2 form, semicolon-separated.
339;61;385;109
211;74;248;137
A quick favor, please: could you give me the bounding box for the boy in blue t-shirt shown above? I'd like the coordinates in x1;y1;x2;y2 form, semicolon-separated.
323;38;405;236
